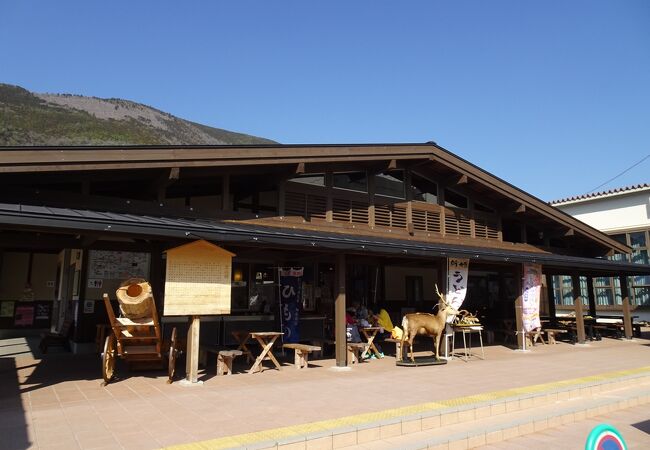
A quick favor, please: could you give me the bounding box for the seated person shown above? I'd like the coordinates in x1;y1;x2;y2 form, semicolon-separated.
365;307;395;359
346;308;362;343
352;301;371;327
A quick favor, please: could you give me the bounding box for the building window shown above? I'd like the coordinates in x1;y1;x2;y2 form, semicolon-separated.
375;170;405;199
411;172;438;204
333;172;368;193
594;277;621;306
552;275;588;306
595;230;650;306
632;275;650;306
444;189;468;209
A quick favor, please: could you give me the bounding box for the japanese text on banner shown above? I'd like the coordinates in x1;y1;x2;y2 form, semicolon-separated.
522;263;542;332
280;268;303;343
446;258;469;323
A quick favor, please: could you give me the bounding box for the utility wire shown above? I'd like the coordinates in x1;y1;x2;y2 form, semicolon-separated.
586;154;650;194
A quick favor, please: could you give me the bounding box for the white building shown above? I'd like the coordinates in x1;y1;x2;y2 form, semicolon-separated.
551;184;650;318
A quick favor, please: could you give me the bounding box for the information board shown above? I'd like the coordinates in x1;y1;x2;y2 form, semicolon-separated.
164;240;234;316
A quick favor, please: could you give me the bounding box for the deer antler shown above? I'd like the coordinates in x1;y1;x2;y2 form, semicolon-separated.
434;284;446;304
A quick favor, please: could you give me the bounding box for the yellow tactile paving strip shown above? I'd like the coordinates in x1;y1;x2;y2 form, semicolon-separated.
165;365;650;450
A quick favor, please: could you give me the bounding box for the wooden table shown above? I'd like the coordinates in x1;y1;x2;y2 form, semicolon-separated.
248;331;283;374
231;330;254;364
359;327;381;358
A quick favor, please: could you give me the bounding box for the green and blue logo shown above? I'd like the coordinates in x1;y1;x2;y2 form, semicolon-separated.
585;424;627;450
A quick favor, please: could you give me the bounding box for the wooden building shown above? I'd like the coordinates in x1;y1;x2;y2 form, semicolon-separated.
0;143;647;363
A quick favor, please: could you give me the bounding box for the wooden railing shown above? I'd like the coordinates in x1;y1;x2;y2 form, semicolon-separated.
283;187;500;241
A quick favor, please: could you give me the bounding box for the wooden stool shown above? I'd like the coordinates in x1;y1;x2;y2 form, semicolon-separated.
282;343;322;369
217;350;242;376
347;343;369;364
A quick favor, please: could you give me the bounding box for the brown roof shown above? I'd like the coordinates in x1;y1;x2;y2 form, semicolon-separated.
0;142;631;255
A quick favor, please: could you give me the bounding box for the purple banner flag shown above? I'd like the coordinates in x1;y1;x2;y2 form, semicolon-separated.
280;267;303;343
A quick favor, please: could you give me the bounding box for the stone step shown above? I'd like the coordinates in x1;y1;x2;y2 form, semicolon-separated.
180;367;650;449
341;376;650;450
263;368;650;449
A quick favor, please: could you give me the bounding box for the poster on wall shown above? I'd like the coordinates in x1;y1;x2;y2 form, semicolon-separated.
83;300;95;314
87;250;150;280
87;279;103;289
0;302;15;318
35;303;50;320
446;258;469;323
280;267;303;343
14;305;35;326
522;263;542;332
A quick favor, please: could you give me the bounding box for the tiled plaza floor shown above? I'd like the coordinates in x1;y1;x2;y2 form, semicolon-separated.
1;335;650;449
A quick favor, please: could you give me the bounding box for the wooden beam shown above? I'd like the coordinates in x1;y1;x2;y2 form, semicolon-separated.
295;162;305;174
222;174;231;211
572;274;586;344
516;204;526;214
153;167;180;202
620;275;633;339
185;316;201;383
586;276;597;318
564;228;575;237
335;253;347;367
545;274;557;319
514;263;525;350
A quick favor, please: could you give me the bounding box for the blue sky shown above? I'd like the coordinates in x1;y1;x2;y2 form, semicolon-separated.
1;1;648;201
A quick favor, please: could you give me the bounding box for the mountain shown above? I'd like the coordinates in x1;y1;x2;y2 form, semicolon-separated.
0;83;276;146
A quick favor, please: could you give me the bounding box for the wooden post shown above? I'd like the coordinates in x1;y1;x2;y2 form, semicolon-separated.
185;316;201;383
572;275;586;344
620;275;633;339
587;276;597;318
545;274;556;320
405;170;413;231
335;253;347;367
514;264;525;350
222;174;231;211
368;170;376;228
325;172;333;223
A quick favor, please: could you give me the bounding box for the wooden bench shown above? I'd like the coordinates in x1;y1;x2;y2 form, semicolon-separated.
309;339;335;359
384;338;402;360
544;328;568;345
347;343;369;364
216;350;243;376
593;324;623;339
283;343;322;369
530;328;546;346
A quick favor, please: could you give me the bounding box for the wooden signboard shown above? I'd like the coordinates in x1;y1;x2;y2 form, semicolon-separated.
164;240;235;316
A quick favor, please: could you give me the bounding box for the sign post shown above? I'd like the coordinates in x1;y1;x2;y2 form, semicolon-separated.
164;240;234;385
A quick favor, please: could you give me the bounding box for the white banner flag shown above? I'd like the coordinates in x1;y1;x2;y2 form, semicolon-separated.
446;258;469;323
522;263;542;332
